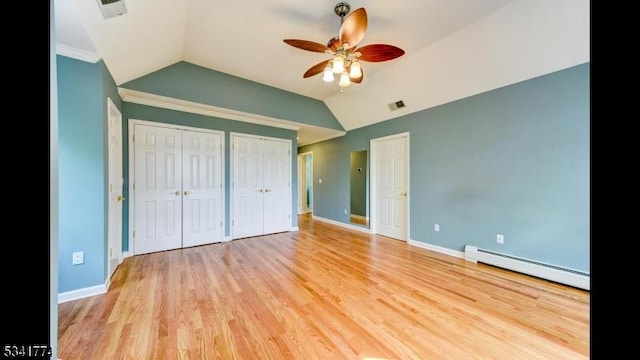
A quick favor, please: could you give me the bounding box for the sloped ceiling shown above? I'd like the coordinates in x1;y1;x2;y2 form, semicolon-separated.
54;0;589;144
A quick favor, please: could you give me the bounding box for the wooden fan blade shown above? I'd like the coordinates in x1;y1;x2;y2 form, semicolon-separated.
356;44;405;62
339;8;367;49
283;39;330;53
303;59;331;78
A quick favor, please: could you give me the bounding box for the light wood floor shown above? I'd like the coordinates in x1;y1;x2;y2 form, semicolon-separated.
58;214;589;359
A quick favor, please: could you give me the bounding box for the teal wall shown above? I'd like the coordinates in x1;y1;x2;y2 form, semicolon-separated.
57;55;122;292
122;103;298;251
300;62;590;273
122;61;344;131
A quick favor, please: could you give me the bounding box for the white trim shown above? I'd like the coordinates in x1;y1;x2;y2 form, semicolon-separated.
312;215;373;234
129;119;227;134
290;226;299;231
58;283;107;304
56;44;101;63
370;132;411;241
122;251;132;258
221;236;233;242
119;88;302;131
408;239;465;259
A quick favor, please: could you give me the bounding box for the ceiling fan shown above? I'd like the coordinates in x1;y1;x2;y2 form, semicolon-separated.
283;2;405;91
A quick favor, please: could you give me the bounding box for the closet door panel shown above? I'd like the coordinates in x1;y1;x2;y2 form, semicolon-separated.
232;135;265;238
263;139;291;234
133;124;183;255
182;130;224;247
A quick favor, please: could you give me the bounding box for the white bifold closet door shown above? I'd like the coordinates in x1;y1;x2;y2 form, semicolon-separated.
232;133;291;239
133;123;223;255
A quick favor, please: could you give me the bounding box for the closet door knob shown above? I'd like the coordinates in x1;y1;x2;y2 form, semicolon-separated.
265;189;271;192
184;191;191;196
174;191;181;196
258;189;263;193
117;195;125;202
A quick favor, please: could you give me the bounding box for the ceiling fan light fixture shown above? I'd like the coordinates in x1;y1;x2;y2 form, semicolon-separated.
322;65;335;82
349;60;362;78
339;71;351;87
332;55;345;74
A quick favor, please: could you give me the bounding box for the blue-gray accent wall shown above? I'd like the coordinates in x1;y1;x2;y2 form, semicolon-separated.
300;62;590;273
122;103;298;251
121;61;344;131
57;55;122;293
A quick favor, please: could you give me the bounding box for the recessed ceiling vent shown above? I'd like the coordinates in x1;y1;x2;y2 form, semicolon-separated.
96;0;127;19
388;100;406;111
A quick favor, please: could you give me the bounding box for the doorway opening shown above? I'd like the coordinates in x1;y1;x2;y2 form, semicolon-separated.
298;152;313;215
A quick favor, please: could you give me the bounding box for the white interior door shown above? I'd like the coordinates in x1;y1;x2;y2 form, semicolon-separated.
263;139;291;234
133;124;183;254
182;130;224;247
232;134;292;239
232;135;264;238
107;98;123;279
372;134;409;240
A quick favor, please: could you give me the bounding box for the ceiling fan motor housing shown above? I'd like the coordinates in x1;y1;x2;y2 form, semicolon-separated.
334;2;350;19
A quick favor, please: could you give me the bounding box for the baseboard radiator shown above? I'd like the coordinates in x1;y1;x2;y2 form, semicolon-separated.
464;245;589;291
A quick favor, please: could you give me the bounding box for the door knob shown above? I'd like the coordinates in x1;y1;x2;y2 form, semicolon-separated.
258;189;263;192
184;191;191;196
117;195;125;202
401;192;408;196
265;189;271;192
174;191;181;196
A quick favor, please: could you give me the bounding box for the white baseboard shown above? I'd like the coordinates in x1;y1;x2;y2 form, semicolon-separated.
290;226;299;231
222;236;233;242
122;251;132;258
408;239;465;259
312;215;373;234
58;282;107;304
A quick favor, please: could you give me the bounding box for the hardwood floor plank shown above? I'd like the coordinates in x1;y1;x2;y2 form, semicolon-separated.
59;214;589;359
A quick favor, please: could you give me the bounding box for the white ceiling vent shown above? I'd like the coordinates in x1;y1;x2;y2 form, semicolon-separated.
388;100;406;111
96;0;127;19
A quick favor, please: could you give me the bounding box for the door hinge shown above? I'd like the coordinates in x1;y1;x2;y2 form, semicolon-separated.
232;220;234;226
133;230;136;239
133;183;135;190
220;222;222;228
133;134;135;142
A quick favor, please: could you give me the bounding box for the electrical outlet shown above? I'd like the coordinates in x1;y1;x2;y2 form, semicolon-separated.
72;251;84;265
496;234;504;244
434;224;440;232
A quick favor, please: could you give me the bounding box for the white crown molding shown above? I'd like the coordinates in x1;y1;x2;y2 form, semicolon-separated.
56;44;101;63
118;88;303;132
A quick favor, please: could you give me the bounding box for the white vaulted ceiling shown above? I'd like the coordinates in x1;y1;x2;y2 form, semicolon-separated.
54;0;590;143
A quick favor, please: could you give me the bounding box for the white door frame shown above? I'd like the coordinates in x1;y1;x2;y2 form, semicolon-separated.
370;132;410;241
107;97;123;279
298;151;313;215
128;119;226;253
